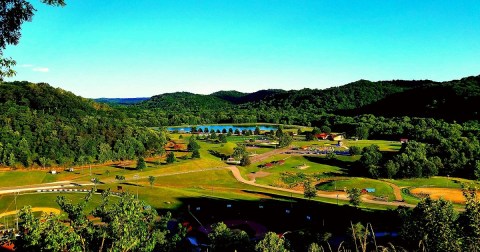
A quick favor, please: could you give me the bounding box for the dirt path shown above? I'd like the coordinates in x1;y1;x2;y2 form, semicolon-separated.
381;180;403;201
0;207;60;218
250;147;289;163
226;166;415;208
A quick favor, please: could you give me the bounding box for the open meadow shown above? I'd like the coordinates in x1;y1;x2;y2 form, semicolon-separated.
0;132;475;230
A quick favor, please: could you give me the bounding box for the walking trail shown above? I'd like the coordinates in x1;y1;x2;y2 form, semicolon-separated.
225;166;415;208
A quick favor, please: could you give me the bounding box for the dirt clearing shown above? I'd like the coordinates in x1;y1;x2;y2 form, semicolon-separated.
410;187;467;203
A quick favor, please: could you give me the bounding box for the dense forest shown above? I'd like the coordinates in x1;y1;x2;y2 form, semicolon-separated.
0;81;165;169
1;75;479;174
105;75;480;127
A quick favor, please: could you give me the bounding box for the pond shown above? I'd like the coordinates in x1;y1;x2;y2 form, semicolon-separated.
167;124;278;133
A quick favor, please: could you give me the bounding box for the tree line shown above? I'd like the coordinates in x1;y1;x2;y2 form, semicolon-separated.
4;186;479;251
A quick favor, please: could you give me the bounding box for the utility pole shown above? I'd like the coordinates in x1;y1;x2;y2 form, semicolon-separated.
14;191;19;230
134;174;139;199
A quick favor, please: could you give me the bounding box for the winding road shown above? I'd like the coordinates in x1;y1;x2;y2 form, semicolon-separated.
225;166;415;208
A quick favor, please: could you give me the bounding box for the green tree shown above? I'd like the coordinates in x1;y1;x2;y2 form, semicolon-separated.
460;185;480;251
148;176;155;188
348;146;361;155
384;160;399;179
240;155;251;166
303;180;317;200
166;152;176;163
320;125;331;134
187;135;200;151
218;134;227;143
136;157;147;170
275;128;284;138
360;145;382;178
38;156;48;169
210;131;218;139
347;188;361;207
15;206;82;252
474;160;480;180
233;144;247;160
278;134;293;148
355;126;369;140
255;232;288;252
191;149;200;159
254;126;261;135
208;222;251;252
395;141;438;178
7;152;16;167
307;243;321;252
93;192;170;251
400;197;460;251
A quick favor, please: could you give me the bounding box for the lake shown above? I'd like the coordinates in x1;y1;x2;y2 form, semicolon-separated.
167;124;278;132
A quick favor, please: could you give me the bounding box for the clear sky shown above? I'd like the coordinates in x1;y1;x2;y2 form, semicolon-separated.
4;0;480;98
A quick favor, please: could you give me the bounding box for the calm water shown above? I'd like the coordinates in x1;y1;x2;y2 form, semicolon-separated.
168;125;278;132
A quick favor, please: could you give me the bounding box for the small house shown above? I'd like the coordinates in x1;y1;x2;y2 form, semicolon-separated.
400;138;409;143
315;133;328;140
330;134;345;141
226;157;241;165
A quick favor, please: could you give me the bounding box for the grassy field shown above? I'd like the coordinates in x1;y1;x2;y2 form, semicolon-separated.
241;154;346;186
316;177;396;201
0;133;475;221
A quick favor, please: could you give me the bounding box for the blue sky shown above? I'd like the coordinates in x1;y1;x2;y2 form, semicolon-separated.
5;0;480;98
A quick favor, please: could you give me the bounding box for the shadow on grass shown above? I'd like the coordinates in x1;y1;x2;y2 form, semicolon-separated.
120;182;143;187
157;191;402;249
303;156;358;176
208;150;229;160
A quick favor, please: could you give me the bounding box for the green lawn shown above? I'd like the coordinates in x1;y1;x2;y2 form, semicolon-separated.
317;177;396;201
240;154;346;186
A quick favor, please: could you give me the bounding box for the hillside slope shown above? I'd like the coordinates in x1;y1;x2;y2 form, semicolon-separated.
340;76;480;121
139;92;233;112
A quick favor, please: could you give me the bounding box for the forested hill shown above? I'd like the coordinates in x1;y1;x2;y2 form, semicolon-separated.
138;79;430;115
0;81;165;169
339;75;480;121
244;79;432;113
0;81;110;117
139;92;233;112
211;89;286;104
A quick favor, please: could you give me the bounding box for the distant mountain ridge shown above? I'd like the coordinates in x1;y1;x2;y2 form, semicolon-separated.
211;89;286;104
131;75;480;121
95;97;150;105
10;74;478;122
